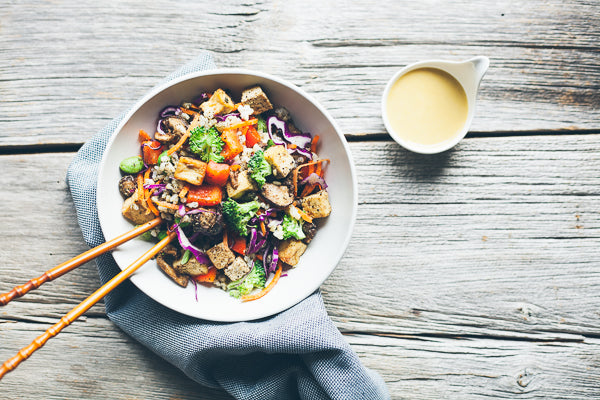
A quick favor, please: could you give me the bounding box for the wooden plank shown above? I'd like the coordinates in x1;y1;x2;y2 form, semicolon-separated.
1;134;599;333
2;319;600;399
0;0;599;147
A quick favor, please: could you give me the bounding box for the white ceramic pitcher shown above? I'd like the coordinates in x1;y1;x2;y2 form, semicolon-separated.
382;56;489;154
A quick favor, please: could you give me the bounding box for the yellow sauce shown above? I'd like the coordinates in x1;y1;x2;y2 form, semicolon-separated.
386;68;468;146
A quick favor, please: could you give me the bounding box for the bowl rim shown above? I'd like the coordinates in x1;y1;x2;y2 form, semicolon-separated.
96;68;358;321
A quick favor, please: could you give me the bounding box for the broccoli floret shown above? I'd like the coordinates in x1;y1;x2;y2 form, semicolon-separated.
227;260;266;298
222;198;260;237
257;118;267;133
282;214;305;240
247;150;272;188
188;126;225;163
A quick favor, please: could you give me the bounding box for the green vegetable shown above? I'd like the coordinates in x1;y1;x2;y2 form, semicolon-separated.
180;249;191;265
157;150;170;164
227;260;266;298
266;139;275;149
247;150;272;188
188;126;225;163
222;198;260;237
257;118;267;133
119;156;144;174
138;228;155;242
282;214;305;240
157;231;168;241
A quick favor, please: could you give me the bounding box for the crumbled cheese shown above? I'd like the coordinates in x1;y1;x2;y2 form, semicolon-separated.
238;104;254;121
187;201;199;208
289;205;302;220
273;225;284;240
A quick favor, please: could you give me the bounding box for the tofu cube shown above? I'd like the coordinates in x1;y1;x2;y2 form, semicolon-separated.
226;168;258;199
174;256;209;276
174;157;207;186
224;257;251;281
278;239;307;266
121;194;155;225
200;88;236;116
206;242;235;270
241;86;273;115
264;145;296;178
300;190;331;219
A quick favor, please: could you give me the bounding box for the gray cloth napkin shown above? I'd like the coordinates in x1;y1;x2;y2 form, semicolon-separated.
66;52;389;400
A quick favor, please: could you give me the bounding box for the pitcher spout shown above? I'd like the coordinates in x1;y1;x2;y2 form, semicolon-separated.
466;56;490;84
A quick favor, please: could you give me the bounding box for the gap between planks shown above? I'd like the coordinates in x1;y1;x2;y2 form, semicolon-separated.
0;130;599;155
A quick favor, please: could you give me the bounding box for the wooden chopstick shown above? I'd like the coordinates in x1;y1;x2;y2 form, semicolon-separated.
0;217;162;306
0;230;176;380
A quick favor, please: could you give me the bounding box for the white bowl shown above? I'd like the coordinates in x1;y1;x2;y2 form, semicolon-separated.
96;69;357;321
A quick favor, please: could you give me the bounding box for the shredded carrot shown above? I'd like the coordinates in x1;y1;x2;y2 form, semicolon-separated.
223;230;228;247
136;173;144;200
287;143;297;150
310;135;320;153
166;130;191;156
316;161;323;177
152;199;180;210
292;205;313;223
260;220;267;236
230;164;241;172
146;193;160;216
179;185;189;198
292;159;330;198
180;108;197;116
300;184;315;198
255;254;263;261
139;129;152;142
233;102;242;111
227;118;258;131
241;264;282;302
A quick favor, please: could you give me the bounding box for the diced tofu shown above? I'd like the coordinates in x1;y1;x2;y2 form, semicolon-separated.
121;194;155;225
174;256;209;276
278;239;307;266
300;190;331;219
226;168;258;199
174;157;207;186
156;245;189;287
264;145;296;178
206;242;235;270
224;257;251;281
200;88;236;116
240;86;273;115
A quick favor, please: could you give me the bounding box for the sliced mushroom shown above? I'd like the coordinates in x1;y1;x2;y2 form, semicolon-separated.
261;182;294;208
302;222;317;244
156;245;189;287
191;207;224;236
118;175;136;198
155;115;188;144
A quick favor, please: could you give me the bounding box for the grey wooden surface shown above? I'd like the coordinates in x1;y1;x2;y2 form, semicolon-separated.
1;1;599;399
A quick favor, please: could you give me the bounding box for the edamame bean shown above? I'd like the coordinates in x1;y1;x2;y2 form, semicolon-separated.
119;156;144;174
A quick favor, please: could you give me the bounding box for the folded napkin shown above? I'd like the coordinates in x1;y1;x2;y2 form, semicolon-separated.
66;52;389;400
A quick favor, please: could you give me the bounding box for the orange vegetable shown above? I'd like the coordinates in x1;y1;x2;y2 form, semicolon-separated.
152;200;180;210
146;191;160;216
292;159;330;196
310;135;320;153
241;264;282;302
139;129;152;142
220;129;243;160
227;118;258;130
231;237;246;255
179;184;189;198
186;184;223;206
230;164;241;172
223;230;228;247
205;160;231;187
142;140;163;165
245;125;261;148
166;130;191;156
194;267;217;283
136;173;144;200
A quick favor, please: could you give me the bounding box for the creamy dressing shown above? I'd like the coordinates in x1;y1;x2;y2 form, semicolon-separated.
386;68;468;146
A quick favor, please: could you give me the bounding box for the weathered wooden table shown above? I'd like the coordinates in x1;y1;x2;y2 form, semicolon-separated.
1;1;599;398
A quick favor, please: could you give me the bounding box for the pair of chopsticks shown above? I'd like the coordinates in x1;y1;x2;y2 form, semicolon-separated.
0;217;174;380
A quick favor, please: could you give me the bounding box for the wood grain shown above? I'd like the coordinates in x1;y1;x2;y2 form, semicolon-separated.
0;0;599;147
1;134;599;398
